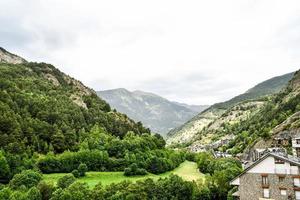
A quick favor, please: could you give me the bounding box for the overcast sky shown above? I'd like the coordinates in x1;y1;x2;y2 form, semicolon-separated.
1;0;300;104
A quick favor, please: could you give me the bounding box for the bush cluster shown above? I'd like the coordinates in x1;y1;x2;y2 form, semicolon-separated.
124;163;147;176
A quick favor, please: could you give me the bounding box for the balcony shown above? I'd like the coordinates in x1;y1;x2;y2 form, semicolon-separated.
291;168;300;175
274;168;300;175
275;168;287;174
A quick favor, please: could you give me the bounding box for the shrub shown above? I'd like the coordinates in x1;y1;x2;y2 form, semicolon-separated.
124;168;132;176
57;174;76;189
0;187;12;199
78;163;88;177
0;152;10;180
26;186;42;200
71;170;80;178
9;170;42;189
136;168;147;175
124;163;147;176
37;181;54;200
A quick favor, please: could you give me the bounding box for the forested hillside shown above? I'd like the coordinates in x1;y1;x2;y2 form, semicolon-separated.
0;62;150;154
0;48;187;180
167;72;294;146
224;70;300;154
212;72;294;109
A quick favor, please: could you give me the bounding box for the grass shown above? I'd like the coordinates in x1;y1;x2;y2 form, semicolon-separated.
43;161;204;188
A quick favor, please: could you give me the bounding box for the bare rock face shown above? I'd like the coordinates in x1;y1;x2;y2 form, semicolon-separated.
44;73;60;86
70;94;88;109
0;47;27;64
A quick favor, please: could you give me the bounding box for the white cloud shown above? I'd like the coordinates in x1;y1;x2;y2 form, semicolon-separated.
0;0;300;104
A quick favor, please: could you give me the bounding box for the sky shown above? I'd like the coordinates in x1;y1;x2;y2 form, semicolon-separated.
0;0;300;105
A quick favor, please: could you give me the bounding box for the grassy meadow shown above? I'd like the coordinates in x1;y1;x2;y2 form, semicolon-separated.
43;161;204;188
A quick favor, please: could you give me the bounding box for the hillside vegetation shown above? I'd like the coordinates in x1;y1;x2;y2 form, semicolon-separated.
0;62;150;154
223;70;300;154
167;72;294;147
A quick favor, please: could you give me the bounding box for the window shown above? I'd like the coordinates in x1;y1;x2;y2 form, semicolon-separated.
275;158;285;164
297;149;300;157
294;178;300;187
279;176;285;182
263;188;270;198
296;139;300;144
262;176;269;185
296;191;300;200
280;189;287;196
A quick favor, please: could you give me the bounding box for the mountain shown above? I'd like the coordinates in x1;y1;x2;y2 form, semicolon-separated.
212;72;295;109
172;102;209;113
0;47;27;64
0;47;150;154
97;89;209;136
224;69;300;156
167;71;295;146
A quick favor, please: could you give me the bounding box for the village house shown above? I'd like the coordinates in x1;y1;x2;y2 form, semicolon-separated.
250;148;287;162
292;133;300;157
273;132;291;147
230;152;300;200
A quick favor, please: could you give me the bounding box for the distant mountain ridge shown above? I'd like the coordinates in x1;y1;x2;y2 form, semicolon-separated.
172;101;210;113
97;88;209;136
167;71;295;146
210;72;295;110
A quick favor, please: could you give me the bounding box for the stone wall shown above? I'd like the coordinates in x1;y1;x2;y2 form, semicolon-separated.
239;173;295;200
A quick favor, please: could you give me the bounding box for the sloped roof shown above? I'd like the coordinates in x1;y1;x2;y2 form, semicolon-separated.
230;152;300;185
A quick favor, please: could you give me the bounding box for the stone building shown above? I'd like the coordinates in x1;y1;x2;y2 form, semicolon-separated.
250;148;287;162
292;133;300;157
230;152;300;200
273;132;291;147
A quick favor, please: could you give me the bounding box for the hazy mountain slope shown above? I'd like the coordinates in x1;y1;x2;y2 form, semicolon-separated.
0;47;150;153
167;72;294;146
172;102;209;113
97;89;207;136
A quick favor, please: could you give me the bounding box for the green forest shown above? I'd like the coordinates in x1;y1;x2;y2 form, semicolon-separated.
0;62;242;199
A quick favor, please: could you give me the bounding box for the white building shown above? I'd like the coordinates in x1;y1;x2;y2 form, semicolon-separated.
231;152;300;200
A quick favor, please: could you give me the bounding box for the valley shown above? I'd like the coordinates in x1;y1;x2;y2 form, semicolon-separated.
2;1;300;199
0;47;299;200
97;88;209;136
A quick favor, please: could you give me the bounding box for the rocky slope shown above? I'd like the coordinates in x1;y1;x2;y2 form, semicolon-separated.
167;72;294;146
238;70;300;155
97;89;209;136
0;47;27;64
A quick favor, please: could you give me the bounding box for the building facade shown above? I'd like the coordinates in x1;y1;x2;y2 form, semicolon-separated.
292;133;300;157
231;153;300;200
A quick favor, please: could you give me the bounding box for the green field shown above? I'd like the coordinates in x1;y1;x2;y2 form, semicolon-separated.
43;161;204;188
